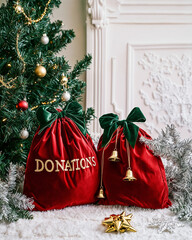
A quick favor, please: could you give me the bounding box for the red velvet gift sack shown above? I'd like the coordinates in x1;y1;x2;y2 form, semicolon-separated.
23;101;99;211
97;108;171;209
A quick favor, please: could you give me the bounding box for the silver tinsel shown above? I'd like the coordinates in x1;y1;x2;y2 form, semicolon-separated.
92;135;100;149
0;163;34;222
148;216;184;233
140;125;192;222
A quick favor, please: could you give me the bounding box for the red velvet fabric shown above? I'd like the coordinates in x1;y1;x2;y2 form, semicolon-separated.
24;117;99;211
97;127;172;209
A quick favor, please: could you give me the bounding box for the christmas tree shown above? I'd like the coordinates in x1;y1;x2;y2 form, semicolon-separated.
0;0;93;179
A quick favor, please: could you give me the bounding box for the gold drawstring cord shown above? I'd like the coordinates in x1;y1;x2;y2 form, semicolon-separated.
99;126;121;189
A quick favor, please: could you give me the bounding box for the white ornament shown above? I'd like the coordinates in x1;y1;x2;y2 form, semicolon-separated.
61;91;71;102
20;128;29;140
41;34;49;45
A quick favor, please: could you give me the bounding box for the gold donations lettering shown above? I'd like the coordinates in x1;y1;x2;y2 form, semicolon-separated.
35;157;96;173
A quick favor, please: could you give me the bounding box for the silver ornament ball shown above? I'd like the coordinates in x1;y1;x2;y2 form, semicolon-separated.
20;128;29;140
61;91;71;102
41;34;49;45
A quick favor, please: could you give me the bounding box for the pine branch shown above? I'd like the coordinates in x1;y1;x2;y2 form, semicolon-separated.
70;54;92;79
84;107;95;126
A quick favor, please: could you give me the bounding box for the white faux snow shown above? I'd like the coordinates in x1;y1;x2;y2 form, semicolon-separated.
0;205;191;240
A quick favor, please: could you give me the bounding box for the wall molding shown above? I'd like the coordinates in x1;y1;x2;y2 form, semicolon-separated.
127;42;192;110
86;1;107;137
139;54;192;135
88;0;108;28
118;1;192;6
106;0;192;24
111;58;124;119
86;0;192;138
88;0;192;27
126;42;192;135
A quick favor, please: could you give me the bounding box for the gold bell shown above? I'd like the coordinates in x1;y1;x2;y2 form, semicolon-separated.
97;187;105;199
123;169;137;181
108;150;120;162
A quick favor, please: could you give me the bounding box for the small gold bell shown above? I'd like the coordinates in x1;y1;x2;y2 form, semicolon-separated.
108;150;120;162
97;187;105;199
123;169;137;181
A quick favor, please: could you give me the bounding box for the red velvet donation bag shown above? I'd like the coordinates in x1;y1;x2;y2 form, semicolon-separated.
97;107;171;209
24;101;99;211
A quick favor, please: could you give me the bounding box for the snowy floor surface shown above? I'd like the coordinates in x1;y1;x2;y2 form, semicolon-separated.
0;205;191;240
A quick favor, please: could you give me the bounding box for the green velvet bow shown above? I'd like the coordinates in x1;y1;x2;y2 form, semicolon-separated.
36;101;86;135
99;107;146;148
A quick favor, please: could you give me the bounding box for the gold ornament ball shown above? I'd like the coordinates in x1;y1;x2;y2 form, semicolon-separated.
15;5;23;14
7;63;11;68
61;74;68;86
35;64;47;78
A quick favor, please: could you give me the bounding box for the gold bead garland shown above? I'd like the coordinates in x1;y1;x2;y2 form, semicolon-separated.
0;76;15;89
1;0;53;93
0;30;26;89
30;99;57;111
2;0;52;88
14;0;52;24
16;30;26;74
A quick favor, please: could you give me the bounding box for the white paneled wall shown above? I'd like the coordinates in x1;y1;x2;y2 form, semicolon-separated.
86;0;192;138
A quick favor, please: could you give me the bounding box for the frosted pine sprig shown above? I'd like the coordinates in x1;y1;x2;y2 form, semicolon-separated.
140;125;192;222
0;163;34;223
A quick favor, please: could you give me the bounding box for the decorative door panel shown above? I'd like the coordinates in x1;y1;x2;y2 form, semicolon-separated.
86;0;192;138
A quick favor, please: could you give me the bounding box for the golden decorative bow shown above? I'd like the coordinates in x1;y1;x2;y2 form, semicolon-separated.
102;211;137;233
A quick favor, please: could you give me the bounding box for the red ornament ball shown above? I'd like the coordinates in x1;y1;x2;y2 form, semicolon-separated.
16;100;28;111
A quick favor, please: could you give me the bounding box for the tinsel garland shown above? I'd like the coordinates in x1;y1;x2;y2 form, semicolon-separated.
0;163;34;223
140;125;192;222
